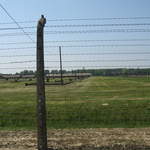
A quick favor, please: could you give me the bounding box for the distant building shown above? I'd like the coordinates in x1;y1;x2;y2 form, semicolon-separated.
46;73;91;79
0;74;35;80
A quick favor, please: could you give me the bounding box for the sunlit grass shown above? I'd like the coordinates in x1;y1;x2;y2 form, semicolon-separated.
0;76;150;129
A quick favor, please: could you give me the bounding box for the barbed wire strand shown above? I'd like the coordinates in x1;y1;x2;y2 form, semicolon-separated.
0;3;35;42
0;16;150;24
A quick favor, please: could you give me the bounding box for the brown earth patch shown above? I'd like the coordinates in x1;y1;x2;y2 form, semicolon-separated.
0;128;150;150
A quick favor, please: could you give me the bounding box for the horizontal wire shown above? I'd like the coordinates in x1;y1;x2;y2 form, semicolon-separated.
0;29;150;36
0;54;35;57
0;21;35;25
0;60;35;64
0;39;150;45
1;23;150;30
0;67;36;69
46;23;150;27
58;44;150;48
2;59;150;65
0;47;36;51
1;65;150;70
59;52;150;55
46;17;150;21
0;44;150;51
0;16;150;24
45;29;150;34
46;59;150;62
1;52;150;58
1;44;150;51
46;65;150;68
0;26;35;30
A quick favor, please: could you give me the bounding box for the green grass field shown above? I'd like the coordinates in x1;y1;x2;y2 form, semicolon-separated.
0;76;150;129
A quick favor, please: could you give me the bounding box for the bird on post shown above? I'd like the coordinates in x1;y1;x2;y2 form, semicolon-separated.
37;15;46;33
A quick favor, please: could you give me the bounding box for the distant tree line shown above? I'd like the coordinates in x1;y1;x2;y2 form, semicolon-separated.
73;68;150;76
14;68;150;76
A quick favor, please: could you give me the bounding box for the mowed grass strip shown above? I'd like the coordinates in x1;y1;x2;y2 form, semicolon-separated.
0;76;150;129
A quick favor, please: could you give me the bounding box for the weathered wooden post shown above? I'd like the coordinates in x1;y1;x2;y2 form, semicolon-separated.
59;46;63;85
36;15;48;150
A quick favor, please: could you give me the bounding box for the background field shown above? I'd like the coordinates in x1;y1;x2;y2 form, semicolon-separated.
0;76;150;130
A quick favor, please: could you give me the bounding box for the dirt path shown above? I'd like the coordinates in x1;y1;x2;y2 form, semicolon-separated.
0;128;150;150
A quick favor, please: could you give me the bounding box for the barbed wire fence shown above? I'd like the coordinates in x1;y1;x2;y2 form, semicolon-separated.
0;16;150;149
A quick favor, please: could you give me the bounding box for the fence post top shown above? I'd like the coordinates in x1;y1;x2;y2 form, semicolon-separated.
38;15;46;28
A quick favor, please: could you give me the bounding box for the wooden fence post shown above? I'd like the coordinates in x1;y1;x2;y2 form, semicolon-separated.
36;15;48;150
59;46;63;85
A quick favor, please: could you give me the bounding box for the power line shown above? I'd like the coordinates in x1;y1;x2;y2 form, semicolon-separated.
0;3;34;42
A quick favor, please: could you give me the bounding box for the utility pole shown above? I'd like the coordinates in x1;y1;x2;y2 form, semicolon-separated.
59;46;63;85
36;15;48;150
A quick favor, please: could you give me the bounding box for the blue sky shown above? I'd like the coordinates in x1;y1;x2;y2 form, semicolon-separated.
0;0;150;73
1;0;150;20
